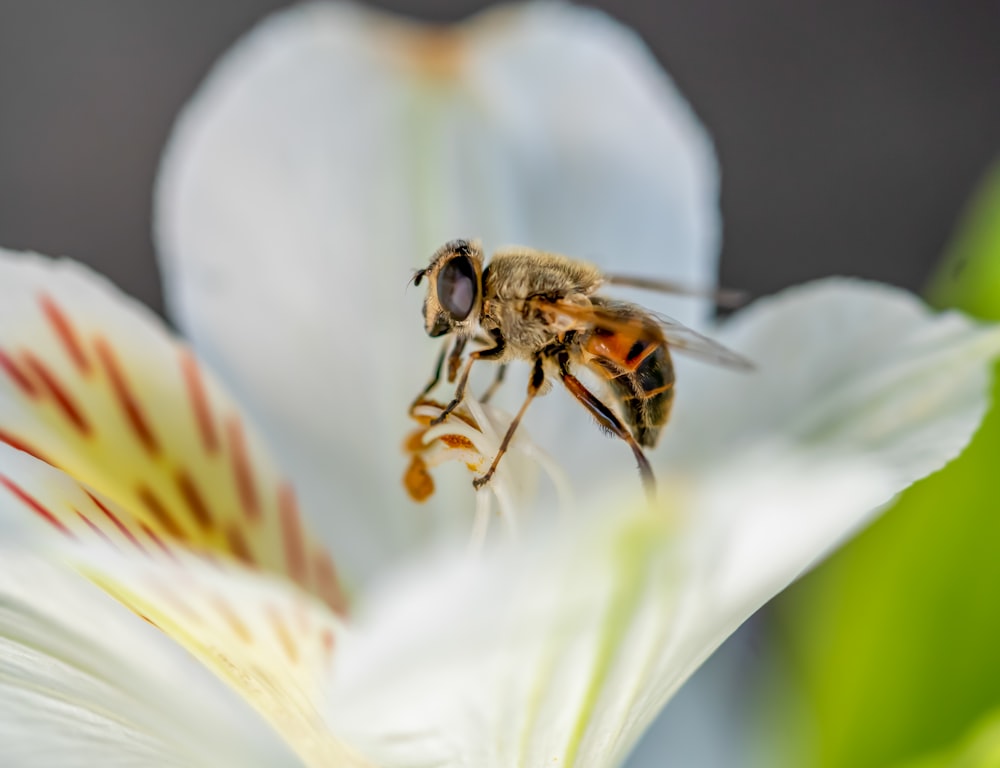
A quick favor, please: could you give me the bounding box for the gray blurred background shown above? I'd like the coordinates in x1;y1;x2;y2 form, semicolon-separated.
1;1;999;317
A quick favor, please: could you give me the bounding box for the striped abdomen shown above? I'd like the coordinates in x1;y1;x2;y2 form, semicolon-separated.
580;323;676;448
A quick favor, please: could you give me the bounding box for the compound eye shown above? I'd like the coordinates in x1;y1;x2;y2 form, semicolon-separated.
436;255;477;320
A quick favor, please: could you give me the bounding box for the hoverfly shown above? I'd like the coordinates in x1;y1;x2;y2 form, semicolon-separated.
410;239;751;496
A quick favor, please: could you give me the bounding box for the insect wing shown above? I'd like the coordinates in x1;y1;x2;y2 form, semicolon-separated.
537;298;753;370
603;273;749;309
651;310;754;370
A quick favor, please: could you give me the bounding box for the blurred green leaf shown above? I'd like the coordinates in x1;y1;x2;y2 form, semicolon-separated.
766;159;1000;768
928;159;1000;321
894;708;1000;768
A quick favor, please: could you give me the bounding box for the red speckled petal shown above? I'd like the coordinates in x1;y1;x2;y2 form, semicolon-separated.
0;249;346;615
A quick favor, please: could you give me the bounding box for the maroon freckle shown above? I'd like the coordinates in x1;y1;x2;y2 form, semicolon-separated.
94;336;159;456
225;417;260;522
0;428;53;466
278;483;307;586
320;627;335;660
21;352;91;435
139;521;177;561
175;469;214;532
213;597;253;644
85;490;147;555
314;549;348;617
267;605;299;663
180;350;219;453
0;347;39;398
136;484;184;539
74;508;118;550
0;474;74;538
225;524;255;565
39;294;90;374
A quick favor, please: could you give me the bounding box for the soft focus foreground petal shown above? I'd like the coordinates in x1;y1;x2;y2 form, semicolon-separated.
0;444;364;767
0;554;300;768
662;278;999;481
0;249;346;613
324;280;1000;768
155;1;717;578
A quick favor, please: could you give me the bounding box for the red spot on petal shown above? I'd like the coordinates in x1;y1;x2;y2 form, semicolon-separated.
226;417;259;522
176;469;213;531
213;597;253;645
314;549;348;616
85;490;147;555
136;484;184;539
278;483;307;586
225;524;254;565
320;627;336;661
267;605;299;663
74;508;118;549
0;428;53;466
39;294;90;374
21;352;90;434
0;475;74;538
94;337;158;455
0;347;38;397
180;349;219;454
140;521;178;561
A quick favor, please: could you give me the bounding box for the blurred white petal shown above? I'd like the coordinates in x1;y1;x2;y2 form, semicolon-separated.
0;443;363;768
155;1;718;580
324;280;1000;767
0;248;346;612
0;554;300;768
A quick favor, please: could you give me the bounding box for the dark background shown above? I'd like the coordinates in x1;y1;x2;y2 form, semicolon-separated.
1;1;998;316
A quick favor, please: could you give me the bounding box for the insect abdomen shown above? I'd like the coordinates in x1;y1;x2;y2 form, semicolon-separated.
585;333;675;448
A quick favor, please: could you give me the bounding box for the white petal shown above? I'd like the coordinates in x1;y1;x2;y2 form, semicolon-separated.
155;1;718;578
0;554;300;768
323;283;1000;767
0;248;346;613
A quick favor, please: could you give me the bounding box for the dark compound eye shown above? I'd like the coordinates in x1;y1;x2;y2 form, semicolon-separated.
436;254;477;320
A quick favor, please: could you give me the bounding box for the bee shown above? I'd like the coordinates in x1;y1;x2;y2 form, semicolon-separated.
410;239;751;497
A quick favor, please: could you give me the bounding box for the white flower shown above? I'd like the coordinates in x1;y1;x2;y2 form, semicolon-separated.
0;3;998;767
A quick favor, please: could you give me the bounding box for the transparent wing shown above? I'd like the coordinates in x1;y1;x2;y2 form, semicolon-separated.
534;297;754;370
602;273;749;309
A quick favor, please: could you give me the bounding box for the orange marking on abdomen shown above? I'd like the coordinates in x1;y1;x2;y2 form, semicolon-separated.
21;352;90;434
39;294;90;374
0;429;53;466
0;475;74;537
176;469;213;531
85;490;147;555
586;332;659;372
314;549;348;616
180;350;219;453
278;483;307;586
0;348;39;397
136;484;184;539
226;417;260;521
94;337;159;455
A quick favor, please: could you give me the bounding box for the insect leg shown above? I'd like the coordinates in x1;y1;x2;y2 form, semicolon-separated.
479;363;508;404
472;356;544;491
432;330;505;425
410;337;459;413
559;365;656;499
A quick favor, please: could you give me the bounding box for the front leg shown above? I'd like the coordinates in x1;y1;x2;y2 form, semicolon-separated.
410;337;465;414
431;329;506;425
